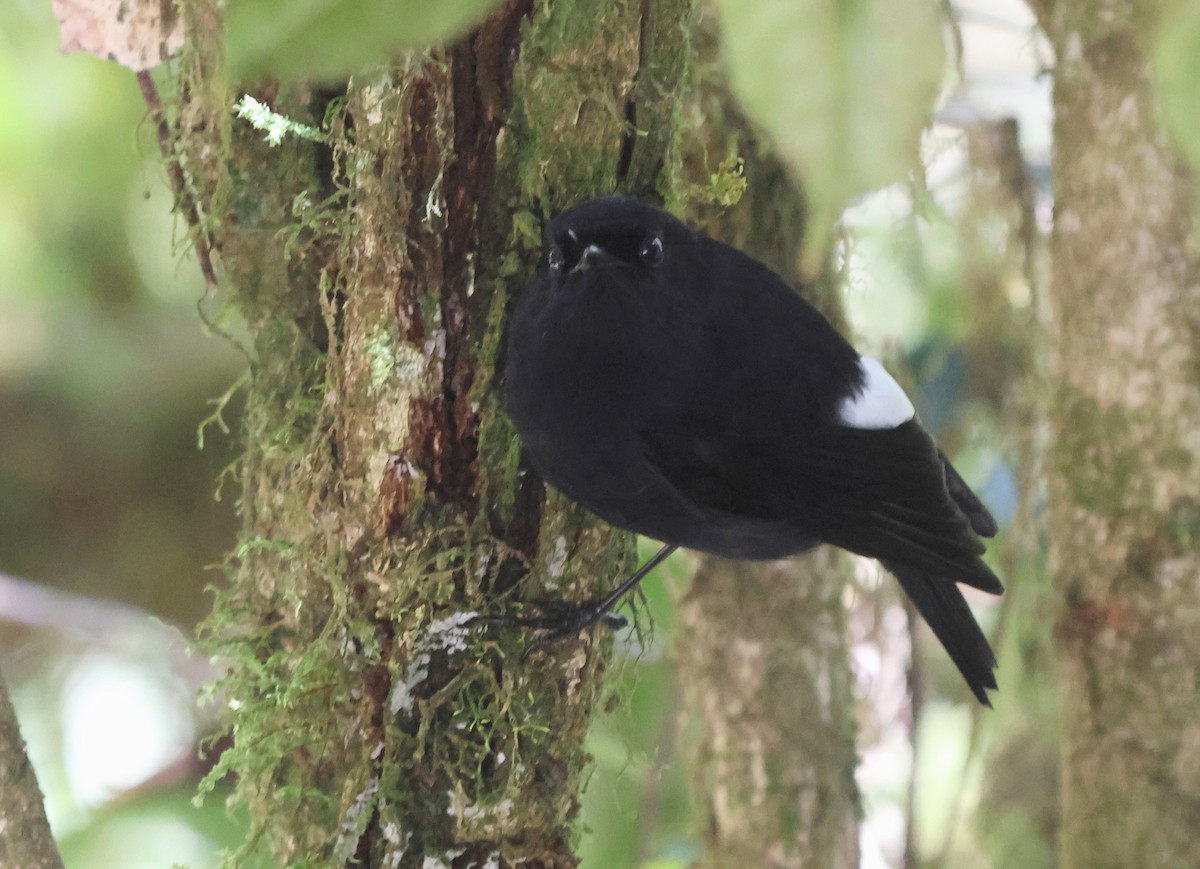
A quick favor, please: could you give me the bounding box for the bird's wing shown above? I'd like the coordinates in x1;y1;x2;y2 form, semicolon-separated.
640;414;1002;704
939;449;999;538
637;417;779;520
802;420;1003;594
639;413;1001;594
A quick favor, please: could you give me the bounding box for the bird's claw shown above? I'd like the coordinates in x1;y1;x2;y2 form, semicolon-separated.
477;598;628;654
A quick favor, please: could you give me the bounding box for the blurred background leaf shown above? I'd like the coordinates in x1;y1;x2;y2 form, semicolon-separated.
714;0;946;250
1154;0;1200;172
225;0;505;81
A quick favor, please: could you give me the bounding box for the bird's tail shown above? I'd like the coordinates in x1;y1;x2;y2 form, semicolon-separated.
884;560;998;706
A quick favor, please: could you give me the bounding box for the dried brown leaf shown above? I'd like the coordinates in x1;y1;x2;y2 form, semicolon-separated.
54;0;183;71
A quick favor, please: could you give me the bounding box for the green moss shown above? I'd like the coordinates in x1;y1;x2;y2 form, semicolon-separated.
1166;496;1200;550
1053;386;1146;515
508;0;641;202
472;287;525;528
366;331;396;390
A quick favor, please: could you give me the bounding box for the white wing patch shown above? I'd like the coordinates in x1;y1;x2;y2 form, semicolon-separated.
838;356;915;430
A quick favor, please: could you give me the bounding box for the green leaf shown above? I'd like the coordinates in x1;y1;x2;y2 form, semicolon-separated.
1155;1;1200;172
715;0;946;246
226;0;506;81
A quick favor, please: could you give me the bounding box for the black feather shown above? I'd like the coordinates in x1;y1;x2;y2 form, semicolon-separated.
885;560;998;706
940;450;999;538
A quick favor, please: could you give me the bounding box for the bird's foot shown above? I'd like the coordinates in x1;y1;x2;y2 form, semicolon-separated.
473;544;677;654
523;598;629;640
476;598;628;652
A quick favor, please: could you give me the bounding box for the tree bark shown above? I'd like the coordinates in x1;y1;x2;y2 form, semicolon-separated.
170;0;692;865
1045;5;1200;867
0;676;64;869
677;554;860;869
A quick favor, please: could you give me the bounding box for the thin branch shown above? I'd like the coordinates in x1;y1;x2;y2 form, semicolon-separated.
0;571;171;639
0;572;216;693
136;70;219;288
0;675;65;869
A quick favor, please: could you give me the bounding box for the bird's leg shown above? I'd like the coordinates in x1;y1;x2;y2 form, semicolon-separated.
477;543;678;645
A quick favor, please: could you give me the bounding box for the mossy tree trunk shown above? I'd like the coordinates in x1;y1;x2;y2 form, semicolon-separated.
1038;2;1200;866
168;1;691;864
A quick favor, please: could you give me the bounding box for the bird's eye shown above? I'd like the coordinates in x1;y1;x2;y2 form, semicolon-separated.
548;245;565;272
639;235;664;267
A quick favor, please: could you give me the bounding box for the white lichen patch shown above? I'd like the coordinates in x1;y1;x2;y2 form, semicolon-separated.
563;643;589;698
547;535;569;580
422;848;465;869
424;330;447;364
389;611;479;714
359;80;389;126
447;786;515;824
394;341;425;390
389;650;429;715
382;823;410;869
425;611;477;654
463;798;513;822
334;779;380;861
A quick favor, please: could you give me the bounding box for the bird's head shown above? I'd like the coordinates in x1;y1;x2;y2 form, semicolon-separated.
541;197;688;282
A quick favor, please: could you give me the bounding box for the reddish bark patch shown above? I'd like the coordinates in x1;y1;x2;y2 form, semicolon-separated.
379;454;414;537
1058;592;1132;644
409;396;480;510
393;0;535;524
439;0;535;412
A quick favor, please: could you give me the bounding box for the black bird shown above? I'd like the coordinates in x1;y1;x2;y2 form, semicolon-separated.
505;196;1003;705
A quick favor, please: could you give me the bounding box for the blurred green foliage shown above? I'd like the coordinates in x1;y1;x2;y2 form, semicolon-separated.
1;1;244;865
715;0;945;251
579;542;696;869
1154;1;1200;173
57;785;258;869
225;0;504;81
0;0;242;626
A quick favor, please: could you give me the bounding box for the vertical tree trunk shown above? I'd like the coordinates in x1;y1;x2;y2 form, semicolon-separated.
1043;4;1200;866
170;1;692;864
677;554;860;869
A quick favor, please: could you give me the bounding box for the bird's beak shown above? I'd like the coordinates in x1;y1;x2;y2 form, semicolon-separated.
572;243;618;273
